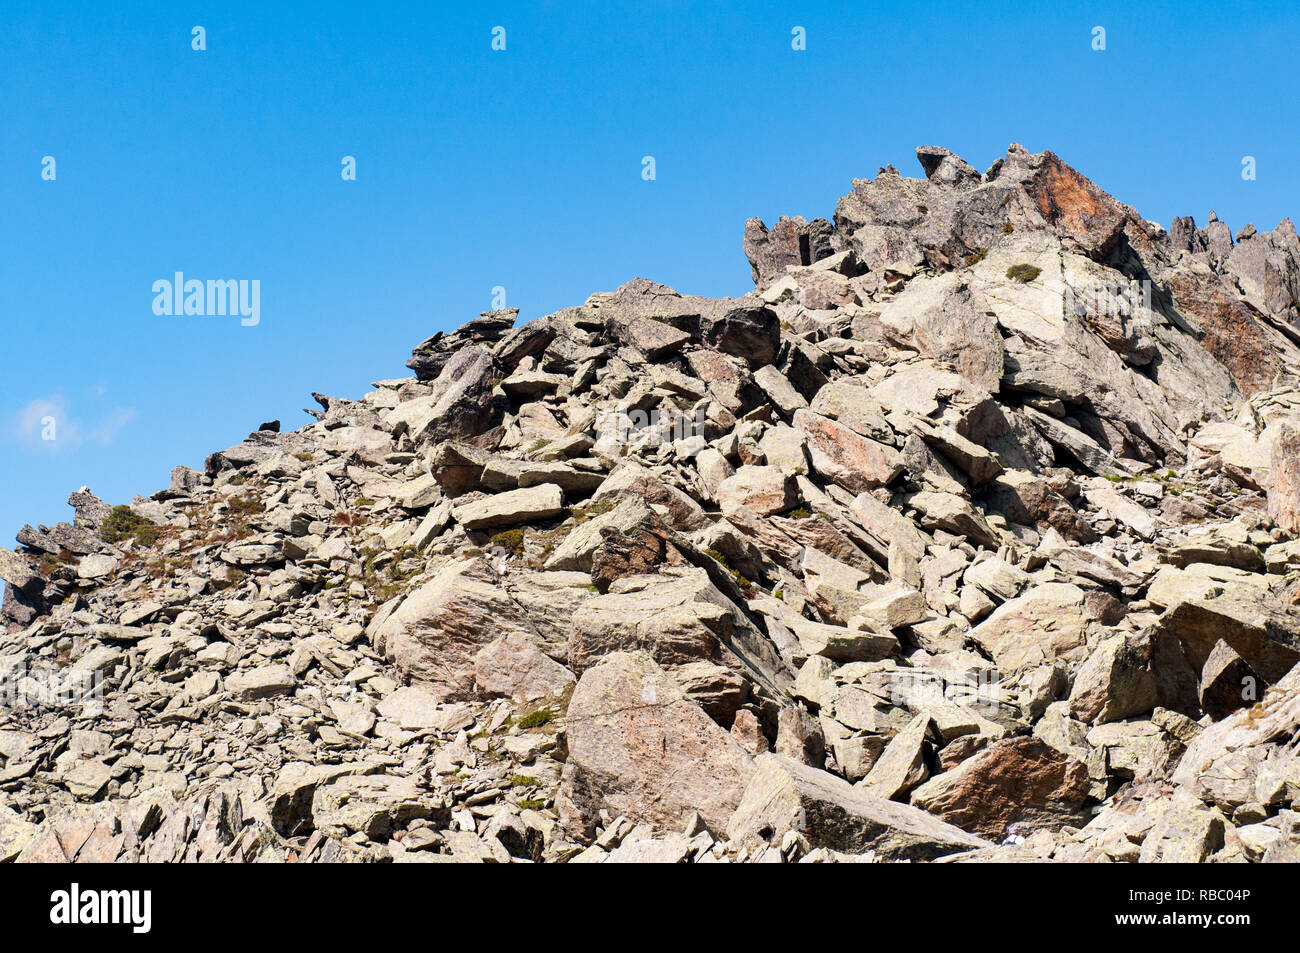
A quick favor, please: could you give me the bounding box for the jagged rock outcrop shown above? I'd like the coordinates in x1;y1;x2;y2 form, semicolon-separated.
5;143;1300;863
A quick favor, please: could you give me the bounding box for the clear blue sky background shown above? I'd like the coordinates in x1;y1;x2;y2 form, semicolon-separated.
2;1;1297;543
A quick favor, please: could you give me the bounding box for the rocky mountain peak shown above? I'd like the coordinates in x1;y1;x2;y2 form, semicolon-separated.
4;145;1300;864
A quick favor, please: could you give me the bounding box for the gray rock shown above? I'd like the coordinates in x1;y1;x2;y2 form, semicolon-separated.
858;713;931;801
727;755;990;860
0;548;39;593
752;365;808;418
452;483;565;530
76;553;120;580
717;466;798;517
0;804;38;862
226;664;297;701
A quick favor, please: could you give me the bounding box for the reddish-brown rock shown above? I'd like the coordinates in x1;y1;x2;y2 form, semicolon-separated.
1269;425;1300;535
909;737;1092;840
1169;269;1283;397
794;409;904;494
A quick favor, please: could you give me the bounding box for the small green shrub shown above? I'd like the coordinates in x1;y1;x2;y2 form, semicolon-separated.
100;506;160;547
516;708;554;730
489;528;525;556
228;494;265;517
1006;264;1041;283
1003;222;1015;234
965;250;987;266
571;500;616;524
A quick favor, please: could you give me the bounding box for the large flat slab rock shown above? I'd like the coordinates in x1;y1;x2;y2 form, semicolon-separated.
726;754;990;860
452;483;566;530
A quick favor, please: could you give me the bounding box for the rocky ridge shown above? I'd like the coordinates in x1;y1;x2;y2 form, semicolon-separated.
4;143;1300;863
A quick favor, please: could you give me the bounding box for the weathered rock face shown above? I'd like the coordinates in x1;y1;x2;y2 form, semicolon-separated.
473;633;576;702
451;483;566;530
743;216;837;287
1167;269;1285;397
5;143;1300;864
0;548;40;595
375;558;579;701
1269;425;1300;535
877;272;1005;392
226;664;298;701
559;652;755;838
969;583;1100;675
566;567;789;711
1067;633;1161;725
588;511;687;593
0;804;38;861
828;144;1147;275
795;409;904;493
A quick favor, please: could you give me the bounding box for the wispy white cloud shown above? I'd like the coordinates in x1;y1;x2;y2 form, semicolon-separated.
9;393;137;453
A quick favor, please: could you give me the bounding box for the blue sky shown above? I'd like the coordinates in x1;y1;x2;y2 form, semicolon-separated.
2;1;1297;543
